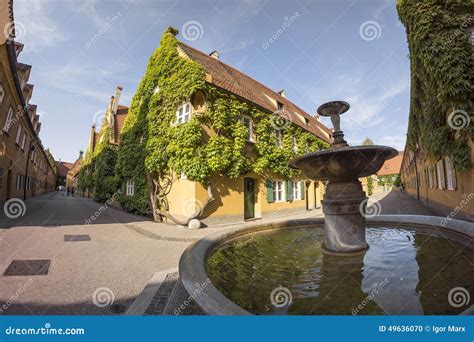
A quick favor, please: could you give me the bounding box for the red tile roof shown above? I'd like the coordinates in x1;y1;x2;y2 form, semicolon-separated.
377;152;404;176
56;161;74;177
177;42;332;143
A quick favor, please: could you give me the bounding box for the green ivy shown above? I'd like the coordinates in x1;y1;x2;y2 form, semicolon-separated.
397;0;473;170
111;27;330;217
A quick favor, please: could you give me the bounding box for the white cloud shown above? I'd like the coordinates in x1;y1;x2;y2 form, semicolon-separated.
14;0;67;52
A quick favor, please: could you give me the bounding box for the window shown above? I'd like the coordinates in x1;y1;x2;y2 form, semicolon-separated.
0;84;4;103
444;157;457;190
436;160;445;189
21;133;26;150
126;179;135;196
3;108;14;133
242;116;254;142
273;181;285;202
292;136;298;152
275;129;283;147
154;85;160;94
15;125;22;145
176;103;191;124
277;101;284;111
293;181;301;200
427;167;434;188
16;174;23;190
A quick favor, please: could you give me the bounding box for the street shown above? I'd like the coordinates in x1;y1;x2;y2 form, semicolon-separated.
0;192;192;315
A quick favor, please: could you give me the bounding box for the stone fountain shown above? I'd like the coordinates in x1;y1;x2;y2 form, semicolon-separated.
290;101;398;254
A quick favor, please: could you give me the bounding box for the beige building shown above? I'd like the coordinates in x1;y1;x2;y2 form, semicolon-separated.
0;1;55;203
158;41;332;224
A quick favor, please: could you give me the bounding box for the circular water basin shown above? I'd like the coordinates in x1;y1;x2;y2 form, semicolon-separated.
206;224;474;315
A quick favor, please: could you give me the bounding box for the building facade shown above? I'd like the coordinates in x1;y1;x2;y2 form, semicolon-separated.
92;28;334;225
397;0;473;221
0;1;55;203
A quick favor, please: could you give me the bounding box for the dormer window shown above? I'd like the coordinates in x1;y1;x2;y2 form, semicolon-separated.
277;101;284;111
304;117;309;125
242;116;254;142
176;103;191;124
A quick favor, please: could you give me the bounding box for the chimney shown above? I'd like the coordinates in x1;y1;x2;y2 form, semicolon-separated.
111;85;123;114
79;150;84;159
209;51;220;59
277;90;286;98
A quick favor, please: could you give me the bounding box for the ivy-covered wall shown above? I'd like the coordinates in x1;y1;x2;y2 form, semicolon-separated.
104;27;329;218
397;0;473;170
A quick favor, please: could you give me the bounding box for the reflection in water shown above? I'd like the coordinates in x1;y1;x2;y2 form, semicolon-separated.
207;227;474;315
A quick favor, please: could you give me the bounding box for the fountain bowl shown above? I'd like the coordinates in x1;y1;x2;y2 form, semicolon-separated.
289;145;398;182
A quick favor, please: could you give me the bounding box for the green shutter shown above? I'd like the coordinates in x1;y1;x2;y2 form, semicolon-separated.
300;181;305;200
266;180;274;203
286;180;293;201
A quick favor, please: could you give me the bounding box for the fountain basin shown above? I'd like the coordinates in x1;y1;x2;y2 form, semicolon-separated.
289;145;398;182
179;216;474;315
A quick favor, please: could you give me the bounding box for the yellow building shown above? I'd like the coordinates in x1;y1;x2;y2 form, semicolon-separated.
152;38;332;225
0;1;55;203
397;0;473;221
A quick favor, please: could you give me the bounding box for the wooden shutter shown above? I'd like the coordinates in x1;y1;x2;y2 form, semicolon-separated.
286;180;293;201
300;181;305;200
266;180;274;203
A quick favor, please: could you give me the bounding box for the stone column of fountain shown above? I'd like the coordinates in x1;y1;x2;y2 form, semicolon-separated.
290;101;398;254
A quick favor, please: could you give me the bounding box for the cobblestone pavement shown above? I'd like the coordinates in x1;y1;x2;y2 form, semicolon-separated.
0;189;449;315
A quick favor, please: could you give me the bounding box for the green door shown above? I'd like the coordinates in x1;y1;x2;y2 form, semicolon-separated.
244;178;255;220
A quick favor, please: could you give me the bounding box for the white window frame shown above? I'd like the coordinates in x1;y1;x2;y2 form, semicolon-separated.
15;124;22;144
436;160;445;189
126;179;135;196
444;157;456;190
293;181;301;200
242;116;254;142
292;136;298;152
275;129;283;147
176;102;191;124
3;108;14;133
273;180;285;202
21;133;27;150
0;83;4;103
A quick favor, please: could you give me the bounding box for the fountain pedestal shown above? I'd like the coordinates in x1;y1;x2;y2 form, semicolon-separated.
321;181;368;253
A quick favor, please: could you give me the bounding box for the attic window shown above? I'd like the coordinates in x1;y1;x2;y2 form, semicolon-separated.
277;101;284;111
304;117;309;125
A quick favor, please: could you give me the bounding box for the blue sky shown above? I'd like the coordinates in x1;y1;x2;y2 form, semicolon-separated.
14;0;410;162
